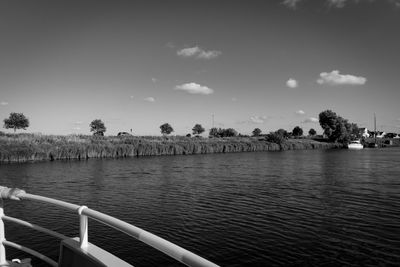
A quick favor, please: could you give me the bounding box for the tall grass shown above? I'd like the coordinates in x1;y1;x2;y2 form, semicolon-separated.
0;133;344;163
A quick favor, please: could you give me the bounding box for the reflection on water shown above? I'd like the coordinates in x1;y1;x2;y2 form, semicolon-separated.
1;148;400;266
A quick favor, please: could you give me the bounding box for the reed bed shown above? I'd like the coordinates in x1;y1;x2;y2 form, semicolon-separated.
0;134;343;163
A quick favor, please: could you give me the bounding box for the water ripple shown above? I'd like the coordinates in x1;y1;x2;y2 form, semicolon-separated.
1;148;400;266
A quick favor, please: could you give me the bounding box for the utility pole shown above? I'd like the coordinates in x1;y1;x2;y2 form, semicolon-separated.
212;114;214;128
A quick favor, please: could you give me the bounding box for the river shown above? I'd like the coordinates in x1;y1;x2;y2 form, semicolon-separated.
1;148;400;266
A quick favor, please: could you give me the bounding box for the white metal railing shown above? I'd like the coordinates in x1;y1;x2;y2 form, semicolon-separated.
0;186;219;267
2;240;58;267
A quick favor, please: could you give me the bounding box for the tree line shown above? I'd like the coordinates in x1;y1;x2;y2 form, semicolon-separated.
1;113;207;137
250;126;317;138
1;109;364;144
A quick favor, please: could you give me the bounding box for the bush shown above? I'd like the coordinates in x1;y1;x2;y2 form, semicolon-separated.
208;128;238;138
266;132;286;145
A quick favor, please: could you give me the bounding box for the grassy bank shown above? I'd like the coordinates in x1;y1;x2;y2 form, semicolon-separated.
0;134;344;163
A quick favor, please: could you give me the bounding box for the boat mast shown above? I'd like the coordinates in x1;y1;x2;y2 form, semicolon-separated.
374;113;377;143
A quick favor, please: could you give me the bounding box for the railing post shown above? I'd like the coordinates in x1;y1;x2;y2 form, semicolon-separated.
78;206;88;248
0;199;7;265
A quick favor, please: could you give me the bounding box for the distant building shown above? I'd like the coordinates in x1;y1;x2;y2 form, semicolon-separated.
368;131;386;138
359;128;369;138
384;133;398;138
368;130;374;137
376;131;386;138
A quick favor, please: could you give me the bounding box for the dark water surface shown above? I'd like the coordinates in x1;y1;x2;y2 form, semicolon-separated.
1;148;400;266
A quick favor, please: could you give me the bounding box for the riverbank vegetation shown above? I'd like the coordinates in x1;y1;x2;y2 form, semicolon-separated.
2;109;399;163
0;133;343;163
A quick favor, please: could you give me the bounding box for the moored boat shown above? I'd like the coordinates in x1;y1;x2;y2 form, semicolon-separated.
347;140;364;150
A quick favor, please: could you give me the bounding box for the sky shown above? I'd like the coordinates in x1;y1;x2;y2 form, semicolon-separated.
0;0;399;136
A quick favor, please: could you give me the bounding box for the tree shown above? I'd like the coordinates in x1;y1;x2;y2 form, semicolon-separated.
349;123;359;138
160;123;173;135
252;128;262;137
276;129;289;139
308;128;316;136
223;128;238;137
319;109;338;139
209;127;219;137
327;116;355;143
266;130;286;145
208;127;238;138
318;110;357;143
3;112;29;132
90;119;106;136
292;126;303;137
192;124;205;136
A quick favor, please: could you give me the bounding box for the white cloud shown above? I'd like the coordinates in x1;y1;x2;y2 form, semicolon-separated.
303;117;319;123
151;78;157;83
74;121;83;125
231;97;237;102
130;95;134;99
144;97;155;102
296;110;305;115
0;101;8;106
72;127;81;131
317;70;366;85
250;116;268;124
393;0;400;8
198;50;221;59
175;83;214;95
282;0;302;9
328;0;348;8
177;46;221;59
283;0;400;9
286;78;298;88
237;116;269;125
177;47;199;57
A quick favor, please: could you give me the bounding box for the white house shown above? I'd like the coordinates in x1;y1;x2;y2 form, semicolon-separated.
376;131;386;138
359;128;370;138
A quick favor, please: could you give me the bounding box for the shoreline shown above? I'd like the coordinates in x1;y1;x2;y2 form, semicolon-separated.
0;134;347;164
2;134;398;164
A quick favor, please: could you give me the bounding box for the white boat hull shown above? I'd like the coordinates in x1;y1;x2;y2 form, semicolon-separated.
347;143;364;149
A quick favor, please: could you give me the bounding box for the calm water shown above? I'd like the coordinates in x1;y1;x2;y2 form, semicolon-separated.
1;148;400;266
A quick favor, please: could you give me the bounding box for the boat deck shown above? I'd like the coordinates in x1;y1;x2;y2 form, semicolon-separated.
0;186;218;267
